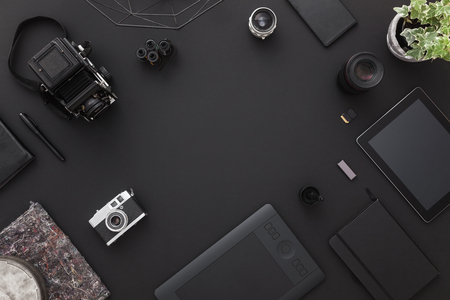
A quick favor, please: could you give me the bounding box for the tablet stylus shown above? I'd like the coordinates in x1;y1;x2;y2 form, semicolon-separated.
365;188;378;202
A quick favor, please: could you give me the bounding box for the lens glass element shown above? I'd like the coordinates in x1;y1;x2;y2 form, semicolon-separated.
354;60;375;81
111;216;121;226
253;12;273;30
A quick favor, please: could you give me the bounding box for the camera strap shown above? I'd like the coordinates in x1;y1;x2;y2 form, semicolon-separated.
8;16;72;119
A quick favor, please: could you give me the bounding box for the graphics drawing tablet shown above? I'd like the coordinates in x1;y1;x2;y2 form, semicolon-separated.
357;87;450;222
155;204;325;300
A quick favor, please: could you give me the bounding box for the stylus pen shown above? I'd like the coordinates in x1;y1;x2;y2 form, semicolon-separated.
19;113;65;161
365;188;378;202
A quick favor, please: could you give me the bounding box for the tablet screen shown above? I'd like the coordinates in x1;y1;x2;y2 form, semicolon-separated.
357;87;450;222
368;99;450;210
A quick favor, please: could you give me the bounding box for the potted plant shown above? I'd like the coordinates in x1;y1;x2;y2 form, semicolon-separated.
387;0;450;62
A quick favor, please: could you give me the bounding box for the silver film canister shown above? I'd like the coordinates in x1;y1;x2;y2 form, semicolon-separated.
248;7;277;40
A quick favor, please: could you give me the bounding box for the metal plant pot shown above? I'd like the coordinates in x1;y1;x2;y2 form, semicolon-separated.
386;14;423;62
0;255;48;300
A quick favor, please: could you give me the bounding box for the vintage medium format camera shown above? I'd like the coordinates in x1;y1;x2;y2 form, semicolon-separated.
28;37;117;121
89;189;147;246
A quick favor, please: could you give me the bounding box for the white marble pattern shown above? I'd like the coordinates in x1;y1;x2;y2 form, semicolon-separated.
0;261;39;300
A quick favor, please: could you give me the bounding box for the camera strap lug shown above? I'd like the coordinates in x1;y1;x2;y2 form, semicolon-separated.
79;41;92;57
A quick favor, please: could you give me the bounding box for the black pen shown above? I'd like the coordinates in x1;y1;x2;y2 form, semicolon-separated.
19;113;65;161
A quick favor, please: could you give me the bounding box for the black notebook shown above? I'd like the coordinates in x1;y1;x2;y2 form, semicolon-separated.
0;120;34;189
287;0;357;46
329;200;438;300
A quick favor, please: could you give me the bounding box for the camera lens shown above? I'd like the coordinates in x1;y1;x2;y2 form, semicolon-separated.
106;210;128;232
82;97;111;120
337;52;384;94
249;7;277;39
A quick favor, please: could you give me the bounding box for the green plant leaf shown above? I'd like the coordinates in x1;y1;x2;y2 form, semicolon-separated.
410;7;420;19
442;51;450;61
443;0;450;6
401;29;418;45
406;44;425;59
394;5;410;17
436;4;450;17
424;26;436;33
442;15;450;26
424;48;434;60
440;25;450;35
411;0;427;10
426;3;438;21
426;17;440;26
442;6;450;17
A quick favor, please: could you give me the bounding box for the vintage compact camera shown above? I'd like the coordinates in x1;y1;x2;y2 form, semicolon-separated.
89;189;147;246
28;37;117;121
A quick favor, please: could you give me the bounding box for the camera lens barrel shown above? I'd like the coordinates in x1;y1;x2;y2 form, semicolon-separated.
83;97;111;120
337;52;384;94
249;7;277;39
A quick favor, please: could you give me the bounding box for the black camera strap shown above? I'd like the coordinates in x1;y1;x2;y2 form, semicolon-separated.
8;16;72;119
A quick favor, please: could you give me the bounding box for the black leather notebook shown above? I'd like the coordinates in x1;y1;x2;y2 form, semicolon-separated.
287;0;357;46
329;200;438;300
0;120;34;189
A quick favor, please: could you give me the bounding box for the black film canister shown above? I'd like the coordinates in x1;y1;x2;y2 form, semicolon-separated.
147;51;161;66
145;39;158;52
136;47;148;62
158;39;174;57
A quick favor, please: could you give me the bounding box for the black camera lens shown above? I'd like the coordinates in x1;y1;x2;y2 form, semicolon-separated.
249;7;277;39
337;52;384;94
106;210;128;232
83;97;111;120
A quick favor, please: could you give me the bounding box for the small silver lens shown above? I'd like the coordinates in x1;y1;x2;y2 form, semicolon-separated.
106;210;128;232
248;7;277;40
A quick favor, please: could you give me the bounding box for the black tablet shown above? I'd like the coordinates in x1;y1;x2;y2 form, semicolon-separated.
155;204;325;300
357;87;450;222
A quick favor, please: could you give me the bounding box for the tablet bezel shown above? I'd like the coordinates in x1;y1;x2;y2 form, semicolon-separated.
357;87;450;223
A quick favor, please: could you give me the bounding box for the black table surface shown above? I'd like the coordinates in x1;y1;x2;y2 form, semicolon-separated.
1;1;450;299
